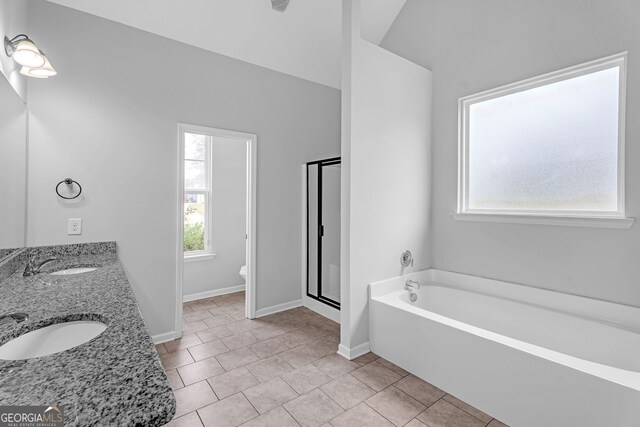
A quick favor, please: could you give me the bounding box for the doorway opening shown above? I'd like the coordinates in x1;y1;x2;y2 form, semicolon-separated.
175;123;257;339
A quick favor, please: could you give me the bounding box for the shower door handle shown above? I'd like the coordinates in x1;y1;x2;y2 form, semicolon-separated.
319;225;324;237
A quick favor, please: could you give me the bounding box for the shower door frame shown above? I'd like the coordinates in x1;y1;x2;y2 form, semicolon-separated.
306;157;341;310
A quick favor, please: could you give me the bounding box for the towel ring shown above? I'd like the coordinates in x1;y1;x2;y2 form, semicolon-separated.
55;178;82;200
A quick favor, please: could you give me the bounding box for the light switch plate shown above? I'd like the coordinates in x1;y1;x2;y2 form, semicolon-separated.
68;218;82;235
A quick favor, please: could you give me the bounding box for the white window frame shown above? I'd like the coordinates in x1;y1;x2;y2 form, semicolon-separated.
454;52;634;229
182;129;215;260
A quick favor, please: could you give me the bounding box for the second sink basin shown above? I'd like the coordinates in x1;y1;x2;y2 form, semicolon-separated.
0;320;107;360
50;267;98;276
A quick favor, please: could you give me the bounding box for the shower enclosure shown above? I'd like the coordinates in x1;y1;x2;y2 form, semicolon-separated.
306;157;341;309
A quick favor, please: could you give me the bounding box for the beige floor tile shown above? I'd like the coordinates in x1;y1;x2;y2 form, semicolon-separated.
197;326;234;343
365;386;426;426
188;299;220;312
246;354;294;382
165;369;184;390
207;367;259;400
160;349;195;370
304;338;339;359
279;329;313;348
248;336;289;359
351;361;402;392
313;354;359;379
394;375;445;407
188;339;230;362
241;406;299;427
443;394;492;423
243;377;299;414
173;380;218;418
227;319;263;333
329;402;394;427
488;419;510;427
417;400;486;427
281;364;333;395
165;300;498;427
320;374;376;410
221;331;259;350
204;314;235;328
216;347;260;371
184;310;215;323
279;344;323;368
376;358;410;377
165;411;203;427
352;352;379;366
198;393;258;427
284;389;344;427
229;310;248;321
271;318;308;332
183;320;209;334
250;324;286;341
155;343;167;356
404;419;428;427
177;356;225;386
164;333;203;353
209;306;235;316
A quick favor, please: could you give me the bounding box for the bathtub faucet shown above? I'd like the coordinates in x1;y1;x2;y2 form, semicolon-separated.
405;279;420;290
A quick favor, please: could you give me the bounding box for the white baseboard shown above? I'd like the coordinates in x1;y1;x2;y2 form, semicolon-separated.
255;299;302;318
183;284;246;302
337;341;370;360
303;295;340;323
152;331;177;345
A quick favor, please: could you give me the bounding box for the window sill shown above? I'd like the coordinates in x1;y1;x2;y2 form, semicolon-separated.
450;213;634;229
184;253;217;263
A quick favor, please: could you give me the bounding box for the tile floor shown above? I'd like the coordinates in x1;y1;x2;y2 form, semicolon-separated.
157;291;509;427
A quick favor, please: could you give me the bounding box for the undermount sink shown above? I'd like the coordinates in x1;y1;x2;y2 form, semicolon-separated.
50;267;98;276
0;320;107;360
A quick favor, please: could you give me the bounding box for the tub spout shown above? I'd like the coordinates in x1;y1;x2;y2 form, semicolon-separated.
405;279;420;290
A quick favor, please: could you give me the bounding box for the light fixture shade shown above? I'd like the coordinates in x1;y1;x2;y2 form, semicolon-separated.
28;55;56;77
19;66;47;78
12;39;45;68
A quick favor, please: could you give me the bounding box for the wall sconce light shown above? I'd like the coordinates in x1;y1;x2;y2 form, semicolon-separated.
4;34;57;78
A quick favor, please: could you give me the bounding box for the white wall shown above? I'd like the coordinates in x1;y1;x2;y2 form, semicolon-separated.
0;74;26;249
0;0;27;100
382;0;640;307
183;138;247;299
340;0;432;356
25;1;340;337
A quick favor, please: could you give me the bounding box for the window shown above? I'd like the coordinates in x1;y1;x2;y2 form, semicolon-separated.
456;53;632;228
183;131;212;257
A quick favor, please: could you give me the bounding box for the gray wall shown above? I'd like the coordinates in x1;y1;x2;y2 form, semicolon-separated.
382;0;640;306
183;138;247;298
26;1;340;337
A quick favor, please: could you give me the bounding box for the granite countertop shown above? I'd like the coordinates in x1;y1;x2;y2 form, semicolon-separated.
0;243;176;426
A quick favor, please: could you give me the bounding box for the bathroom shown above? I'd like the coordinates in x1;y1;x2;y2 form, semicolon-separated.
0;0;638;426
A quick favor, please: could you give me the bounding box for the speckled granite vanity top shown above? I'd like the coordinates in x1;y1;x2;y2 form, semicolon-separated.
0;242;175;426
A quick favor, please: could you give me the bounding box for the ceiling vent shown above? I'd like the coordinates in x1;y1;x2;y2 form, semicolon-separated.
271;0;290;12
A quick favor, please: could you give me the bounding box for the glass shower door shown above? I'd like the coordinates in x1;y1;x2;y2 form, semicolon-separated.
306;157;341;309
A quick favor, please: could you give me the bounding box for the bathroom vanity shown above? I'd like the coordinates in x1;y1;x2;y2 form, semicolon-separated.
0;242;175;426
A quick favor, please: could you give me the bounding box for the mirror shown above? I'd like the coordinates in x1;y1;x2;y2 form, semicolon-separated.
0;74;27;261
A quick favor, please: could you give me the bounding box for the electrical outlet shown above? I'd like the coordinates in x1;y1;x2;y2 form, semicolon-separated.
68;218;82;235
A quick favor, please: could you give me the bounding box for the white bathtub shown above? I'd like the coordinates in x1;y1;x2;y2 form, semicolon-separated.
369;269;640;427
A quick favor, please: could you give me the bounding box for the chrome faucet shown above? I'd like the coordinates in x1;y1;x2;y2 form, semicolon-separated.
0;312;29;327
23;256;58;276
405;279;420;290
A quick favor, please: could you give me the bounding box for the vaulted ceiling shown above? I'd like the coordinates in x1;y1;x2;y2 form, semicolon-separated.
45;0;407;89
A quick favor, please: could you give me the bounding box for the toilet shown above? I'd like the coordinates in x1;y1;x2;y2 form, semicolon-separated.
239;265;247;282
